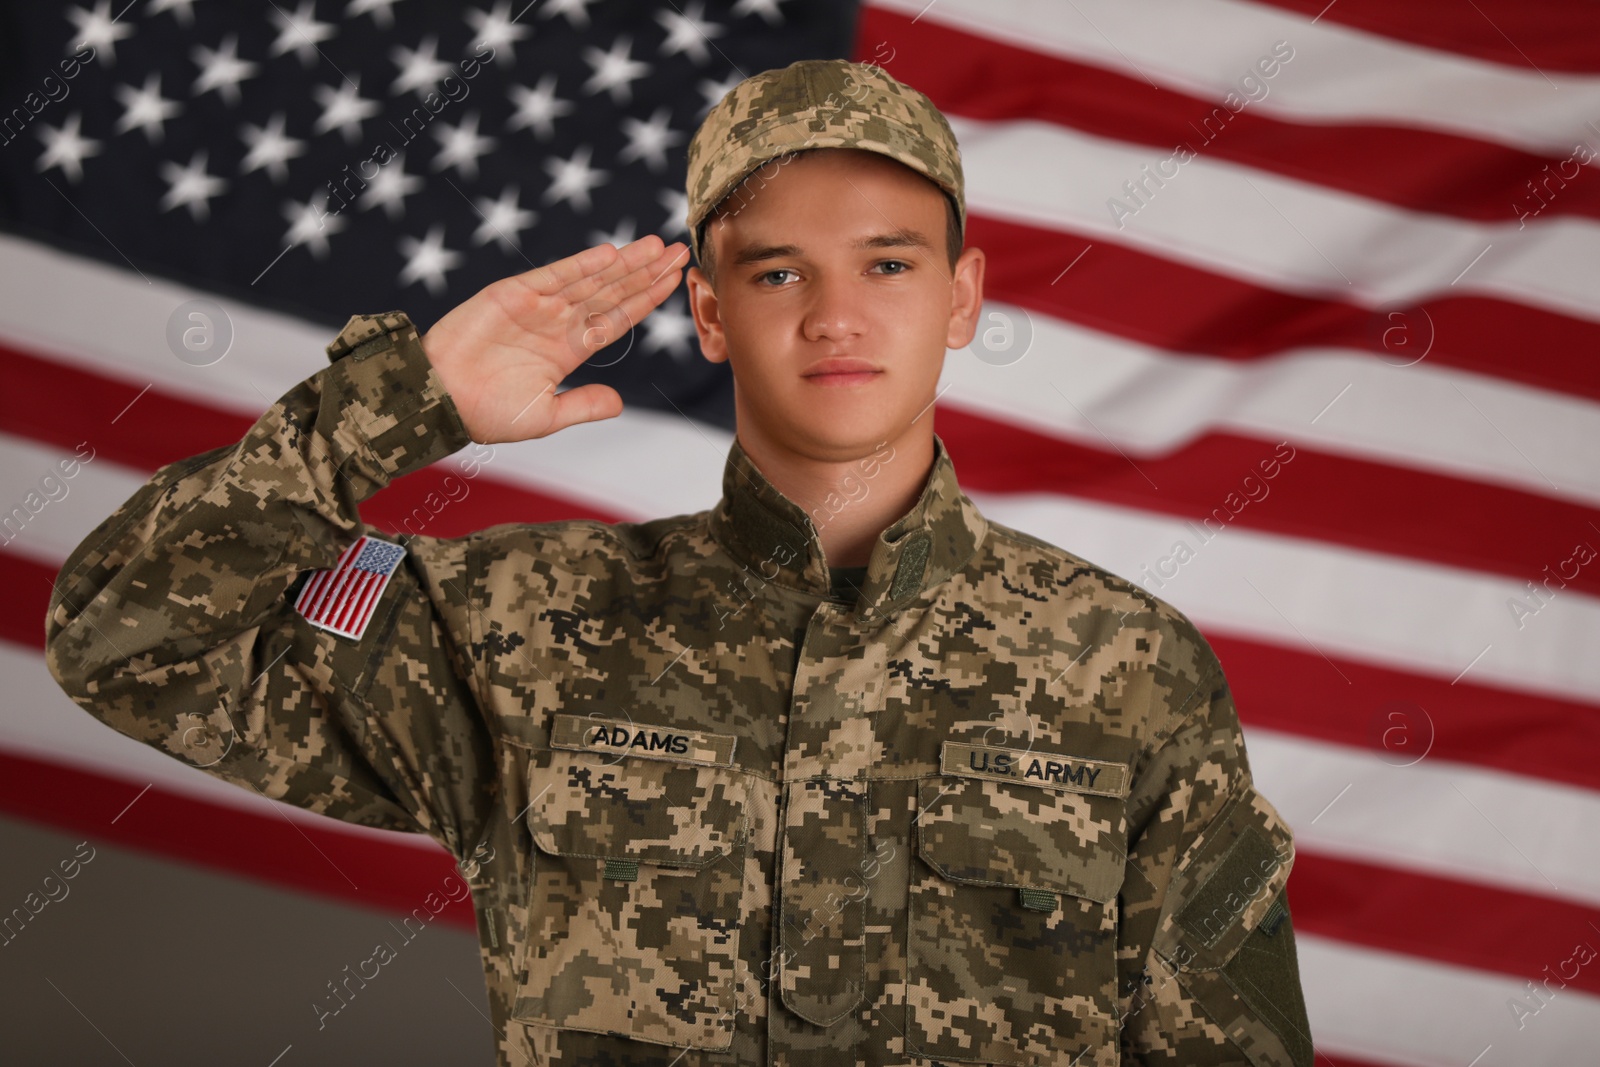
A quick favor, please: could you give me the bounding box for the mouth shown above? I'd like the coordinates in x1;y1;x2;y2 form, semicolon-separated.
802;357;882;386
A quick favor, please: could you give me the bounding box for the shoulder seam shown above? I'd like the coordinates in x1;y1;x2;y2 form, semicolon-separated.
1173;663;1226;723
983;523;1164;612
472;513;705;564
614;513;705;563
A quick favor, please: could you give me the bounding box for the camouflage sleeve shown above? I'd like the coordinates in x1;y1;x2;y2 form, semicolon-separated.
1117;659;1315;1066
43;311;497;862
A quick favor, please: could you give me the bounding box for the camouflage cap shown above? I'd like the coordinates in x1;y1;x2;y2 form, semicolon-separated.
684;57;965;266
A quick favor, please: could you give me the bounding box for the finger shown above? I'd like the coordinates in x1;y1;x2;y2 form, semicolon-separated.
617;248;690;321
579;252;688;352
513;240;621;296
645;242;691;285
541;382;623;437
602;245;689;322
553;241;648;308
518;234;660;297
555;235;668;305
583;243;688;318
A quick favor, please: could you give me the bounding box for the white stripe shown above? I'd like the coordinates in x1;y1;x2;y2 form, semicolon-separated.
0;432;143;567
0;234;352;418
872;0;1600;156
294;570;327;617
1247;727;1600;908
4;233;1596;515
947;115;1600;322
939;307;1600;509
973;488;1600;707
7;418;1597;708
1297;933;1600;1064
0;643;443;853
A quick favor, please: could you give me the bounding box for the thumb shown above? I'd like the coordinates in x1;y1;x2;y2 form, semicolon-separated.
537;383;624;438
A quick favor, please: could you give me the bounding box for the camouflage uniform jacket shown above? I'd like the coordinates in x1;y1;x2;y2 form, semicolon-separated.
45;311;1314;1067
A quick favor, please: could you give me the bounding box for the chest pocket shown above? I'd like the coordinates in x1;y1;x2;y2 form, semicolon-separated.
907;743;1129;1066
511;730;751;1051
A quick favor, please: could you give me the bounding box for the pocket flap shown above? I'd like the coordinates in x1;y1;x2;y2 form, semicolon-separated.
917;774;1127;904
526;749;747;868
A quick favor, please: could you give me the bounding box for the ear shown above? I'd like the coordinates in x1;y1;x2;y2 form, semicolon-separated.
685;265;728;364
945;246;987;350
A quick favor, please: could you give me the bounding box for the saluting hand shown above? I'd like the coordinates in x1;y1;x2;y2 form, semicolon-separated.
419;235;690;444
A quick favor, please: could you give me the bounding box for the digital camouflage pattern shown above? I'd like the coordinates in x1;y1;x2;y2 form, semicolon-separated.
685;57;966;266
45;311;1313;1066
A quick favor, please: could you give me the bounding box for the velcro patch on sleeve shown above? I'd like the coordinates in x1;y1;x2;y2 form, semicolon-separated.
1178;823;1285;950
293;534;407;642
550;714;738;767
941;741;1129;798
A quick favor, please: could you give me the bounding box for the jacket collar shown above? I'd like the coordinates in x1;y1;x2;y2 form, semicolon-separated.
708;433;988;619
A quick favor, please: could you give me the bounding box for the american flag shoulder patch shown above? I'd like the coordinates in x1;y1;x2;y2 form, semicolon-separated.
293;534;408;642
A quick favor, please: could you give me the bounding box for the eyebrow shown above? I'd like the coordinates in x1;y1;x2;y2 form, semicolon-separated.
730;228;934;267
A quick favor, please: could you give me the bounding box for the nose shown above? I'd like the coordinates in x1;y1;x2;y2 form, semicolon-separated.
801;271;865;345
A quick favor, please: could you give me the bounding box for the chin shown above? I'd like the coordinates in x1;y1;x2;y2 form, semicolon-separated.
792;420;898;460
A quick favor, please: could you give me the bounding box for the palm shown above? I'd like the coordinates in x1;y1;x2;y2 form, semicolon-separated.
420;235;690;444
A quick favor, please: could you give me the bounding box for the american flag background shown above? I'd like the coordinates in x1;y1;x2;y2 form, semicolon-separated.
1;0;1597;1064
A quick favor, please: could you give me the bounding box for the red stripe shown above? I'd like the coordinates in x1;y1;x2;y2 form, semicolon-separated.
321;569;354;628
0;348;252;467
327;537;370;622
0;341;624;537
0;747;474;930
357;552;399;628
934;407;1600;603
964;213;1600;405
328;567;366;630
1296;1057;1400;1067
2;551;61;649
860;6;1600;222
335;538;371;617
1213;631;1600;794
1242;0;1600;74
347;570;384;635
311;552;358;625
1290;852;1600;998
339;570;379;633
303;555;342;620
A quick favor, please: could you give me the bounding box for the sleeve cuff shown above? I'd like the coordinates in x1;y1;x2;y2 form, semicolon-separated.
320;310;474;484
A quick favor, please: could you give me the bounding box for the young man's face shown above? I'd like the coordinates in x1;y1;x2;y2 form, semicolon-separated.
685;147;985;463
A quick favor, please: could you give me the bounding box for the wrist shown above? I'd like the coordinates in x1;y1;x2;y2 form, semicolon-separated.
417;324;463;402
324;311;474;475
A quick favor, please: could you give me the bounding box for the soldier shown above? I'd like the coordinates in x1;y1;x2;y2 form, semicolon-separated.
45;58;1312;1066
